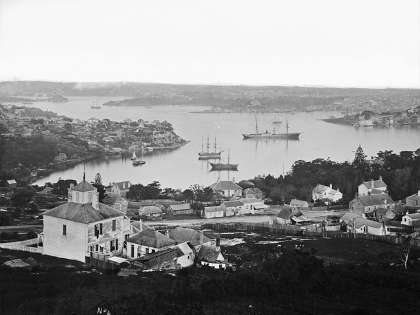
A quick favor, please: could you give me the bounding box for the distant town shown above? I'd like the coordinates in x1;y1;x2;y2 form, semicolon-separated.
0;104;187;182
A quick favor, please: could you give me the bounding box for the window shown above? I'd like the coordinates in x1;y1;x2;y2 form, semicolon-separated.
115;239;118;250
99;223;103;235
110;240;115;251
62;224;66;236
100;246;103;253
112;219;116;231
95;244;98;252
131;244;134;258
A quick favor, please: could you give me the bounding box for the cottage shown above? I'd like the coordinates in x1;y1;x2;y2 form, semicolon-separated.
401;212;420;226
111;181;132;197
197;245;229;269
210;180;243;199
168;203;193;216
243;187;263;199
222;200;244;216
139;206;163;220
202;205;225;219
406;191;420;208
6;179;17;189
340;212;385;235
312;184;342;204
349;194;395;218
358;177;387;196
126;226;176;259
167;227;213;250
384;221;413;236
42;177;131;262
289;199;309;210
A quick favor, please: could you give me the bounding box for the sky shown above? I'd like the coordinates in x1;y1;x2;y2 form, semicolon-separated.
0;0;419;88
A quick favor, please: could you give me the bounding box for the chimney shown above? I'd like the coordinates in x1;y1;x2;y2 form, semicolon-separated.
379;176;383;181
329;184;332;189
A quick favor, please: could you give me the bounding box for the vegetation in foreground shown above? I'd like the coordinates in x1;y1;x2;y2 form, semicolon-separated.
0;242;420;315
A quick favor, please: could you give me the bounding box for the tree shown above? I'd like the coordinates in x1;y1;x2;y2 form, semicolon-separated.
400;235;412;270
11;187;36;207
353;145;367;168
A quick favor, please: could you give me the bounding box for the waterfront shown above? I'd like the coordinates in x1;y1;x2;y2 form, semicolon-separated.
19;97;420;189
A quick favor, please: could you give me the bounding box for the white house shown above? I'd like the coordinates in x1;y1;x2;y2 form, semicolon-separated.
406;191;420;208
126;226;176;259
167;203;193;216
202;205;225;219
289;199;309;210
358;177;387;196
197;245;229;269
401;212;420;226
210;180;243;199
42;178;131;263
222;200;244;216
111;181;132;197
312;184;342;203
340;212;385;236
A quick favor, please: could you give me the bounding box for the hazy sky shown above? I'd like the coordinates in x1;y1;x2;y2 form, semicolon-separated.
0;0;419;87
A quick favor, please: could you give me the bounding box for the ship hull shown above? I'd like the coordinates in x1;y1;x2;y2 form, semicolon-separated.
242;133;300;140
210;163;238;171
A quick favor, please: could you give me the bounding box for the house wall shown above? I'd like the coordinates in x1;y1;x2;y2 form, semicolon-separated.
176;253;194;268
126;242;168;259
367;226;385;236
204;210;224;219
43;216;88;262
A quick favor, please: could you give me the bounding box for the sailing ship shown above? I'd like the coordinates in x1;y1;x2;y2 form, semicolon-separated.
132;145;146;166
198;137;222;160
243;117;300;140
210;151;238;171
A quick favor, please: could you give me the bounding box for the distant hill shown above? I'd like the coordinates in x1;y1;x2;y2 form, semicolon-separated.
1;81;420;112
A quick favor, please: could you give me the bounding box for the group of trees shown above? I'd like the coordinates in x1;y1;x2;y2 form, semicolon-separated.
250;146;420;204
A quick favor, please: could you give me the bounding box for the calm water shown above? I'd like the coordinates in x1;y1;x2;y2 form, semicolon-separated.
19;97;419;189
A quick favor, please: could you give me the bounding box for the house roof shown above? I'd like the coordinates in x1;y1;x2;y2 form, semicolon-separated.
341;213;382;229
210;181;242;191
404;212;420;220
340;212;362;224
239;198;261;204
113;181;131;190
197;245;224;263
139;206;162;215
223;200;244;208
361;178;387;189
169;203;191;211
128;228;176;248
43;202;123;224
6;179;16;185
406;192;420;202
354;194;394;207
168;227;211;246
72;181;95;192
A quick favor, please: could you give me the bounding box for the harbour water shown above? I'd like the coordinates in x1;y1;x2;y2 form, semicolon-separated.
21;97;420;189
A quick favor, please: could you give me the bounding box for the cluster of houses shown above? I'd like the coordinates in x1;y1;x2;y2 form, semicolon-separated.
40;177;230;271
274;176;420;238
353;106;420;127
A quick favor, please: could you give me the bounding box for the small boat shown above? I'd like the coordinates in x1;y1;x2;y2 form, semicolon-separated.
132;144;146;166
210;151;238;171
198;136;222;160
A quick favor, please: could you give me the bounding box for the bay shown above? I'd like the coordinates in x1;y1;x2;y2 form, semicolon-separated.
20;97;419;189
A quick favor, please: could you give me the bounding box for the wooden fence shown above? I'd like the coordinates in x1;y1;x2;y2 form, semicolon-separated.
203;222;420;247
0;237;43;253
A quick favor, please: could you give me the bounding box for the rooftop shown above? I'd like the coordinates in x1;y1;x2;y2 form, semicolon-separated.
72;181;95;192
168;227;211;246
353;194;394;207
128;228;176;248
43;202;123;224
361;177;387;189
210;180;242;191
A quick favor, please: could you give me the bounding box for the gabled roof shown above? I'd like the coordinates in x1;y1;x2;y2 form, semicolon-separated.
6;179;16;185
406;192;420;201
43;202;123;224
361;178;387;189
239;198;261;204
404;212;420;220
341;213;383;229
168;227;211;246
340;212;361;225
197;245;224;263
72;181;95;192
290;199;309;207
210;181;242;191
128;228;176;248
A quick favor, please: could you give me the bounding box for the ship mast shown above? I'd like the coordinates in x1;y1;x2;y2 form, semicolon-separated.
214;137;217;153
255;115;259;134
201;136;204;152
206;136;210;153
